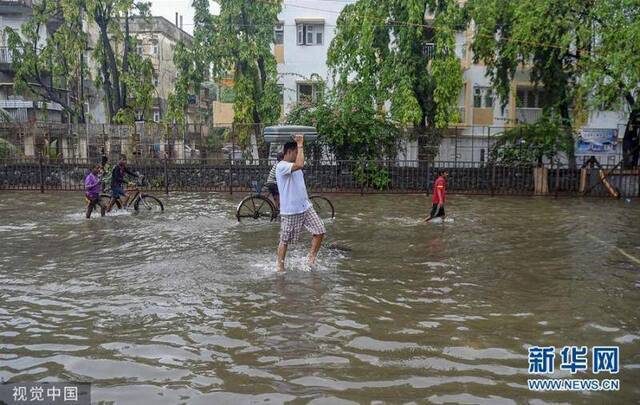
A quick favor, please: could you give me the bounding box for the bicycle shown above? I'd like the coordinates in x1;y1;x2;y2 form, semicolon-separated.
236;181;334;222
100;176;164;213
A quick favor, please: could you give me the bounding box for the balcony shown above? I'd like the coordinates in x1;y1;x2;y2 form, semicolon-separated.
0;0;32;13
0;47;13;65
516;107;543;124
0;99;64;111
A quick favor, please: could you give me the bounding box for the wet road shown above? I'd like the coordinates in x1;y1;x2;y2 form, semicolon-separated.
0;192;639;403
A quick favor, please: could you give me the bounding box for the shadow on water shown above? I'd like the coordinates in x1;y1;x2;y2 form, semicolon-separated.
0;192;639;403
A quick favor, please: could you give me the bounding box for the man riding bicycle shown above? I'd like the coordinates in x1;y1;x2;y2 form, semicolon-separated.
107;154;139;212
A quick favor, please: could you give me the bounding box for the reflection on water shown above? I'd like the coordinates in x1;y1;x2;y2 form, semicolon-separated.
1;192;639;403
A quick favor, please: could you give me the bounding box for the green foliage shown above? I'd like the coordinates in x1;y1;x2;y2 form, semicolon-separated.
490;118;573;165
353;161;391;191
5;0;87;120
580;0;640;167
328;0;465;134
219;86;236;103
285;88;401;161
189;0;281;148
41;139;61;160
6;0;155;124
206;127;227;151
0;138;19;158
467;0;627;165
87;0;154;123
165;41;204;125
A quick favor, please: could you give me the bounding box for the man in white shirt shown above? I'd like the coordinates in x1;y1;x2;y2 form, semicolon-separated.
275;135;325;272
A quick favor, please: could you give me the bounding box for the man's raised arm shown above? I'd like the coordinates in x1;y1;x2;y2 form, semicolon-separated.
291;134;305;172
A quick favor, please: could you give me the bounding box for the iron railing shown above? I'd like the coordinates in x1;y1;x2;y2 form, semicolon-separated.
1;157;637;197
0;122;628;167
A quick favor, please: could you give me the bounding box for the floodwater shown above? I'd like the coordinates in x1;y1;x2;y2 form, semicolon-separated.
0;191;639;404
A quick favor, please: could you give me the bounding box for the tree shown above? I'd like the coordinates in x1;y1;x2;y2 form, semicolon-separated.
5;0;87;121
581;0;640;168
327;0;465;159
165;35;207;125
190;0;282;157
490;118;573;166
87;0;154;123
468;0;601;167
286;88;400;161
6;0;155;124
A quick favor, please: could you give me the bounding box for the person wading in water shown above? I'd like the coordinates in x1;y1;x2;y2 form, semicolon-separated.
425;170;448;222
275;135;326;271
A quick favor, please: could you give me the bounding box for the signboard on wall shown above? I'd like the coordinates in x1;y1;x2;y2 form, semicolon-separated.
575;128;618;155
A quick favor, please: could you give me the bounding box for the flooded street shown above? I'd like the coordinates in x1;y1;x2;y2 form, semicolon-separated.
1;191;639;403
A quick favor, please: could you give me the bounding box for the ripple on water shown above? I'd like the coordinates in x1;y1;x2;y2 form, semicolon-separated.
1;193;640;402
346;336;426;352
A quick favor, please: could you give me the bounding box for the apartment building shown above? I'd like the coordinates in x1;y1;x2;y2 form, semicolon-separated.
84;15;211;125
0;0;64;123
212;0;345;126
274;0;344;114
129;16;211;124
213;1;627;164
444;17;627;163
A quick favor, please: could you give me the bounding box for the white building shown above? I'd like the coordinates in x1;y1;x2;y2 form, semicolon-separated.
216;0;629;164
274;0;348;114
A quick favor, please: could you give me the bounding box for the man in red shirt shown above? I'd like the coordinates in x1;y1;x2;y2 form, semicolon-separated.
425;170;448;222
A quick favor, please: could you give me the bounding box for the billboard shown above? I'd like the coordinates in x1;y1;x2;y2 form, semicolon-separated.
575;128;618;155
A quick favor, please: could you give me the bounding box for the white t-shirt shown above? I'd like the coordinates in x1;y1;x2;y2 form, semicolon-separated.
275;161;311;215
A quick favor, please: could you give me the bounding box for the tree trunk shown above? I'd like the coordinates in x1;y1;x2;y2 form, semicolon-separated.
96;11;122;118
559;100;576;168
622;108;639;169
121;12;130;107
622;94;639;169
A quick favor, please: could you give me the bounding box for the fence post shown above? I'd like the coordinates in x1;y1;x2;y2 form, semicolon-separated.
425;160;430;195
555;163;560;198
163;156;169;195
490;163;496;196
360;161;366;196
38;154;44;193
228;153;233;195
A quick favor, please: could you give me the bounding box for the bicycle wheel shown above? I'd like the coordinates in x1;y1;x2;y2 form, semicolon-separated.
100;194;121;210
236;195;277;222
134;195;164;212
309;195;335;220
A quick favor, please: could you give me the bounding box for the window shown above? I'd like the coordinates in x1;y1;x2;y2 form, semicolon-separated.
152;45;159;55
135;111;144;122
423;43;435;60
516;88;548;108
297;24;324;46
274;23;284;45
153;110;160;123
297;82;322;104
153;75;159;87
473;87;494;108
136;44;144;55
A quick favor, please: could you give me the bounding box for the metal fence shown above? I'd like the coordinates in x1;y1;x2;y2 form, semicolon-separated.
1;157;637;198
0;122;627;166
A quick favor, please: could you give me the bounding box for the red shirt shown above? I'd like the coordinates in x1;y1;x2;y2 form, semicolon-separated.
432;176;446;204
